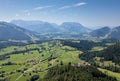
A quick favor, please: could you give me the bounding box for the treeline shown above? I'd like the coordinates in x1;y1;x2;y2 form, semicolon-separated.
0;48;40;60
41;65;117;81
0;40;51;50
0;41;26;49
61;40;106;51
0;40;52;60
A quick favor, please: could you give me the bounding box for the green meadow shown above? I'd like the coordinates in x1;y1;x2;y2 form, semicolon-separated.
0;41;83;81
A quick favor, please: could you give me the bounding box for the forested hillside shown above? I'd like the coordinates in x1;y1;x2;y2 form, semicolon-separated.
80;42;120;72
42;64;117;81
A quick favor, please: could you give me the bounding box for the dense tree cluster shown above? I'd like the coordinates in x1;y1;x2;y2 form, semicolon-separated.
42;65;117;81
61;40;106;51
99;42;120;64
0;41;26;49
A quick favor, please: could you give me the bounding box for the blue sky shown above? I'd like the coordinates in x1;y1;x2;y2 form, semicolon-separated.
0;0;120;27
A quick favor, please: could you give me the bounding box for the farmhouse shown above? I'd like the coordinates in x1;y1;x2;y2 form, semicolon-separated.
72;62;91;67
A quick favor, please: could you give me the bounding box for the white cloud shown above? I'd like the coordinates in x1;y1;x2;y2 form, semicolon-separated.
34;7;45;10
73;2;87;7
59;2;87;10
17;5;53;17
34;5;53;10
59;6;71;10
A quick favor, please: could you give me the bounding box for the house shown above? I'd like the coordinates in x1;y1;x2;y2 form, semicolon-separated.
72;62;90;67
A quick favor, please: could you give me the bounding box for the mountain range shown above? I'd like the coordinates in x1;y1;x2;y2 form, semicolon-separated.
11;20;90;34
0;20;120;41
0;22;36;41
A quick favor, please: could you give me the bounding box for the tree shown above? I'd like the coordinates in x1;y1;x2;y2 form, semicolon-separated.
30;75;39;81
60;61;63;65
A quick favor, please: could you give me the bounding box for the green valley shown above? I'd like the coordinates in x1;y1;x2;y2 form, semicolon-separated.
0;39;120;81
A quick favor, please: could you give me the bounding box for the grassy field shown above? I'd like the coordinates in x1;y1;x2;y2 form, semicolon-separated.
91;46;104;51
0;41;83;81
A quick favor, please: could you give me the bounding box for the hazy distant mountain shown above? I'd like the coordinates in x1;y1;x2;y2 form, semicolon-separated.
109;26;120;39
0;22;36;41
89;26;120;39
59;22;90;33
24;23;60;34
90;27;111;38
11;20;60;33
11;20;45;28
11;20;120;40
11;20;90;34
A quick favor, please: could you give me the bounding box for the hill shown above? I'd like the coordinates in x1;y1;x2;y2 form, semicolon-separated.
80;42;120;72
0;22;36;41
98;42;120;64
89;26;120;39
109;26;120;39
59;22;90;33
90;27;111;38
42;65;117;81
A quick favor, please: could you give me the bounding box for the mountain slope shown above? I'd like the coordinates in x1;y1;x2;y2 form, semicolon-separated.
25;22;60;33
89;26;120;39
11;20;45;28
11;20;60;33
59;22;90;33
0;22;36;41
109;26;120;39
90;27;111;38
